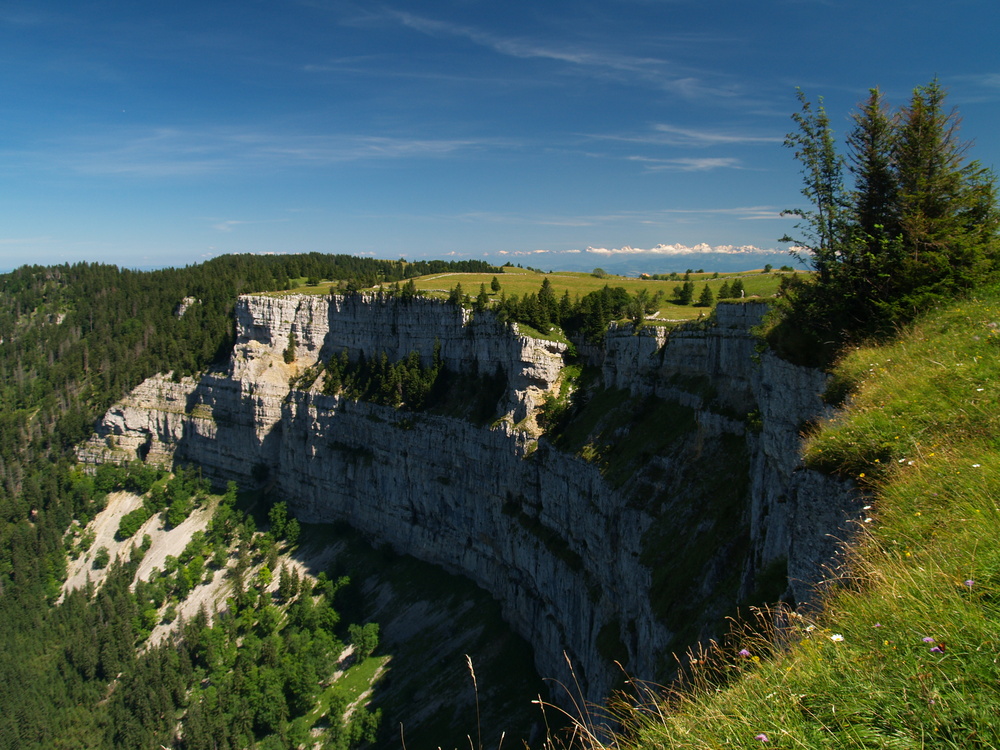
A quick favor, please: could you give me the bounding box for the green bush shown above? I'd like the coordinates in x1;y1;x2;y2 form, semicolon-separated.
117;506;152;540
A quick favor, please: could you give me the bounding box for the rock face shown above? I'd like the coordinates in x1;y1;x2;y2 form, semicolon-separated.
79;295;861;706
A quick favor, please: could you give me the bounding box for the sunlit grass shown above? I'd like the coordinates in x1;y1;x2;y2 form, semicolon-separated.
594;285;1000;749
267;269;799;320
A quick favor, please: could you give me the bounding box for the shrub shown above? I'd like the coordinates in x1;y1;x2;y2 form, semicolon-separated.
117;506;152;540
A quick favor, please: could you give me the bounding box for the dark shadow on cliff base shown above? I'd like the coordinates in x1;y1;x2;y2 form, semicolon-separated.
283;520;551;750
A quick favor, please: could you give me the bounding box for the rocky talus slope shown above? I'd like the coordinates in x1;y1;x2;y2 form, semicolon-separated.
79;295;860;705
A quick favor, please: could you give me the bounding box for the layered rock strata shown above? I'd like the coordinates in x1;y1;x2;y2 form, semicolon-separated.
79;295;860;705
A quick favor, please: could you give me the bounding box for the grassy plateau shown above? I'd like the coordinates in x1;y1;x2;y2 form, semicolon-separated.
272;268;797;322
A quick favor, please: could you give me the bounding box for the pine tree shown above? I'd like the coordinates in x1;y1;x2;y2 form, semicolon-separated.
697;285;714;307
781;89;849;284
848;87;899;245
775;81;1000;360
892;79;1000;307
475;284;489;312
283;330;297;364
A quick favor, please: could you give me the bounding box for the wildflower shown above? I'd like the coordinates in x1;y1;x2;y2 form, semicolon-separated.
864;517;873;523
805;624;816;632
830;634;844;642
973;464;981;468
964;579;975;588
930;645;945;654
873;623;882;628
739;648;751;657
755;734;770;743
922;637;935;643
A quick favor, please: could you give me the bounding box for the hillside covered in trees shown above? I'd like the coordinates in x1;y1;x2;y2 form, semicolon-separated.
0;253;498;749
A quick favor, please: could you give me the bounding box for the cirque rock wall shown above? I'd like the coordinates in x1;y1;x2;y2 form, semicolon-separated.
79;295;860;704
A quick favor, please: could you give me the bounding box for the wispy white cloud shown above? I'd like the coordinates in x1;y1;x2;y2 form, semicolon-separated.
211;218;289;233
651;123;783;146
627;155;743;171
590;123;782;149
360;205;785;228
384;9;738;99
583;243;783;256
48;127;511;177
495;243;788;257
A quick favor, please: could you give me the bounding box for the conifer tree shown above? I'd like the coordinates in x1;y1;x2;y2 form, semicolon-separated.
892;79;999;306
776;81;1000;358
697;285;714;307
475;283;489;312
781;89;848;284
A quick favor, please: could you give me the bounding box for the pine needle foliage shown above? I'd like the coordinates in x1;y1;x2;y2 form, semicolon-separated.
772;81;1000;363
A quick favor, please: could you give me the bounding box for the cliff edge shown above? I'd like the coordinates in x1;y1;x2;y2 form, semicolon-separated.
79;295;861;706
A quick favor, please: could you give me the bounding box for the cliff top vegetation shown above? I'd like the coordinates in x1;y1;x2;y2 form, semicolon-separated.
271;267;796;324
594;281;1000;749
581;80;1000;750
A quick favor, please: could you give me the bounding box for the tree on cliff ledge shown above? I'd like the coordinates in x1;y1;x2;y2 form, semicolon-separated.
774;80;1000;361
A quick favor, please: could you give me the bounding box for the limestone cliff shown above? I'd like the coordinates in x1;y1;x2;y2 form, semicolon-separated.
79;295;861;706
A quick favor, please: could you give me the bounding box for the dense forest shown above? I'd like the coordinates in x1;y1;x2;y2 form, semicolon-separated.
0;253;497;749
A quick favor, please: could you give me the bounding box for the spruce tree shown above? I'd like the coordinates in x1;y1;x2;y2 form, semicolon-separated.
475;284;489;313
892;79;1000;308
697;285;714;307
781;89;848;284
776;81;1000;360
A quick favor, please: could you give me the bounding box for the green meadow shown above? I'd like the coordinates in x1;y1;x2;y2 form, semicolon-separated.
278;267;801;321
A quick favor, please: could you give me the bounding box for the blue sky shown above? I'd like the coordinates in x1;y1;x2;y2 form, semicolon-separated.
3;1;1000;274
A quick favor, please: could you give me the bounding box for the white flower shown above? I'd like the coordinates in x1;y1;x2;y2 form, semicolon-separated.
830;634;844;642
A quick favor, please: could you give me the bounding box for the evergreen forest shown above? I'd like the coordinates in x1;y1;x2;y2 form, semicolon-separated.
0;253;496;749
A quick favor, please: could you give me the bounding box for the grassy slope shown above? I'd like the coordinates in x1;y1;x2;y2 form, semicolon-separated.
272;269;796;322
609;286;1000;748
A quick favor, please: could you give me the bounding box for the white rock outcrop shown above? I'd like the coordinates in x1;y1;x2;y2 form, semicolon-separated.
79;297;860;706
